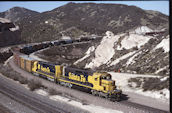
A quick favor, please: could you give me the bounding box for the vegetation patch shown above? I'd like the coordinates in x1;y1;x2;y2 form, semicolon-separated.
128;77;169;91
128;77;142;88
27;79;45;91
37;42;92;65
142;77;169;91
0;50;13;63
81;100;89;105
0;64;45;91
0;64;27;83
48;88;62;95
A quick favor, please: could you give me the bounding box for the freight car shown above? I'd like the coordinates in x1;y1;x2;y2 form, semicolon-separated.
53;39;73;46
20;42;53;54
20;46;33;55
14;54;35;72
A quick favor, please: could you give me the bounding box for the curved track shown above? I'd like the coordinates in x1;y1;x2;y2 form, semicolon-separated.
8;57;170;113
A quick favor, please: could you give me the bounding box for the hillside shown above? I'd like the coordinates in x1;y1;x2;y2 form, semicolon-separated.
0;3;169;76
0;7;39;23
0;18;22;47
15;2;168;43
0;7;40;47
36;26;169;76
75;27;169;76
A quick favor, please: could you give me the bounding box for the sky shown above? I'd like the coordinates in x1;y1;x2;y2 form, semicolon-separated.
0;1;169;15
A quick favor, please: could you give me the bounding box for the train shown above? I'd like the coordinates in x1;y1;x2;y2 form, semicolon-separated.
12;39;122;101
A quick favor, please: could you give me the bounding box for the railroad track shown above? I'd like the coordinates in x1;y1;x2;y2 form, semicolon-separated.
117;99;169;113
0;74;89;113
88;93;169;113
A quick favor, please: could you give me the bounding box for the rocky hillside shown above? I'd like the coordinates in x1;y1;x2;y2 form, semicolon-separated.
75;26;169;76
0;7;40;47
37;26;169;76
0;7;39;23
0;18;22;47
14;2;168;43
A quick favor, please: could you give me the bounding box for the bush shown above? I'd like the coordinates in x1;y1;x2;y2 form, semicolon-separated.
81;100;89;105
0;64;21;80
142;77;169;91
12;75;20;81
18;77;28;84
28;79;44;91
48;88;62;95
128;77;142;88
128;77;169;91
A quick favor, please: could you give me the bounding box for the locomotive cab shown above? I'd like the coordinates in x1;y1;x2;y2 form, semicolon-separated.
90;72;122;99
100;73;116;93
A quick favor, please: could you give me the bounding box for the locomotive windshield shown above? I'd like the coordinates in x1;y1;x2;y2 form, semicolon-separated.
101;74;111;80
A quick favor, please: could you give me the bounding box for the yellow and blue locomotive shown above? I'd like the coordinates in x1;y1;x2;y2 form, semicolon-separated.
31;61;122;100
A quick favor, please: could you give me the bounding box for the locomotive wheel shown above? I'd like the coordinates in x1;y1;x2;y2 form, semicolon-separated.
116;94;121;102
91;90;98;96
97;92;102;97
68;83;72;88
54;79;60;84
98;92;108;98
104;94;109;99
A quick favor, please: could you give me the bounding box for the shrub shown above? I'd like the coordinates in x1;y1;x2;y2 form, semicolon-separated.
128;77;142;88
142;77;169;91
12;75;20;81
18;77;28;84
81;100;89;105
28;79;44;91
48;88;62;95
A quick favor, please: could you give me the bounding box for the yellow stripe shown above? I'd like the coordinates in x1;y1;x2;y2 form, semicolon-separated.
35;71;54;79
59;79;92;89
34;71;92;89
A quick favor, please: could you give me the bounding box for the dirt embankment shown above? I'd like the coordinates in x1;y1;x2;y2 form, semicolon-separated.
36;41;95;66
0;47;13;63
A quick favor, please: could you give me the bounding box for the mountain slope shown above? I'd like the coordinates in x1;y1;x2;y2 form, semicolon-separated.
74;26;169;76
0;3;169;75
16;2;168;43
0;18;22;47
0;7;39;23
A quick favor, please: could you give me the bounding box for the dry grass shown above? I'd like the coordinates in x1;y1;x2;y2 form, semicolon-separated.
81;100;89;105
28;79;44;91
48;88;62;95
142;77;169;91
128;77;169;91
0;64;29;84
0;64;45;91
18;77;28;84
128;77;142;88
